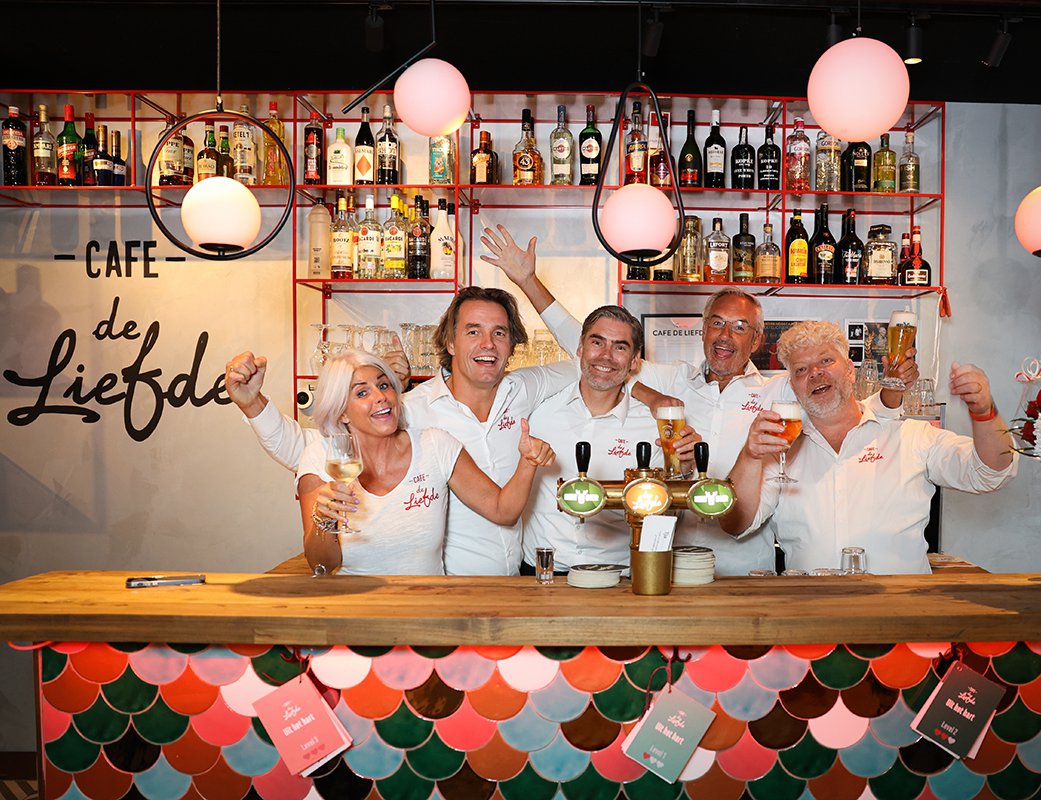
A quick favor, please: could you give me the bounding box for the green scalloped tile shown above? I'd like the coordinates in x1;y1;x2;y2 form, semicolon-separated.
499;763;559;800
168;643;209;655
987;755;1041;800
252;715;273;746
993;644;1041;686
411;646;458;659
110;643;149;653
620;770;684;799
747;760;808;800
44;725;100;773
560;763;621;800
251;646;307;686
846;644;895;659
592;674;646;723
375;762;435;800
778;732;837;780
991;697;1041;744
901;671;940;713
812;647;871;690
375;702;435;749
132;695;190;745
406;731;465;781
622;650;684;693
351;645;395;657
100;666;159;714
42;647;68;682
72;695;130;744
536;647;585;662
866;756;927;800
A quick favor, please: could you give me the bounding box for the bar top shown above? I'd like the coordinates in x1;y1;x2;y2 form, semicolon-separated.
1;571;1039;645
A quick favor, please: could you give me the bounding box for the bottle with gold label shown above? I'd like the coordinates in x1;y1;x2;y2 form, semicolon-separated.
382;195;408;279
785;209;809;284
674;215;703;281
754;223;781;283
899;130;920;193
331;191;354;280
470;130;498;185
872;133;896;192
512;109;543;185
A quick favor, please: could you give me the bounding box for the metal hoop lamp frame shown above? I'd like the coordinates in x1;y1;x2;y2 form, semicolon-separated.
144;108;296;261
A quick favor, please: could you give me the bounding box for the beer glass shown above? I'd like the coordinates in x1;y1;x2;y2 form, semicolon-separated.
882;309;917;390
655;404;686;478
770;401;802;484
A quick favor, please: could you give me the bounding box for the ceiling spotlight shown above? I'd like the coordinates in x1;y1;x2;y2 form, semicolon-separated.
904;15;923;65
364;4;385;53
982;18;1013;68
642;7;665;58
826;11;843;48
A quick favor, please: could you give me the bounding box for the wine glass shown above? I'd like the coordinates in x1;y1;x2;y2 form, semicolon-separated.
770;401;802;484
309;323;330;375
325;431;364;535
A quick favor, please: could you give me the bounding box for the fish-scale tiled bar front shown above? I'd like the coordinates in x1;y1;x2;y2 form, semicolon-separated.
2;571;1040;799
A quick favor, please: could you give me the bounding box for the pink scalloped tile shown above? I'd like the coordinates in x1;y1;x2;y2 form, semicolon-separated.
678;747;716;781
1026;641;1041;656
188;648;252;687
715;728;777;781
433;697;498;751
68;643;129;684
219;666;281;717
41;701;72;743
904;642;950;659
498;647;560;693
371;648;435;690
190;694;253;747
252;758;312;800
589;728;647;783
686;646;747;692
807;696;871;750
128;645;190;685
433;647;497;691
309;647;371;690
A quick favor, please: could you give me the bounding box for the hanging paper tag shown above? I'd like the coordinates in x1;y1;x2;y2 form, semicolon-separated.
622;689;715;783
639;514;677;552
910;660;1007;759
253;674;353;776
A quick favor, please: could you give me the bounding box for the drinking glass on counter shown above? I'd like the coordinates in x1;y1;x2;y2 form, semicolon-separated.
770;401;802;484
882;309;917;390
535;547;555;584
841;546;867;574
655;404;686;478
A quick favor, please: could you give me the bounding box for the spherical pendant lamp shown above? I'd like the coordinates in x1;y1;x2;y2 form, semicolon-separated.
601;183;677;257
1014;186;1041;257
394;58;471;136
181;177;262;253
808;38;910;142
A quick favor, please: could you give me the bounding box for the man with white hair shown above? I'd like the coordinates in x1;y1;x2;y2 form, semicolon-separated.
720;320;1018;574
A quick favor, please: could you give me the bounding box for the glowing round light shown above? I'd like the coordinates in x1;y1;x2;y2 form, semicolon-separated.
393;58;471;137
181;177;262;253
600;183;676;256
1014;186;1041;257
808;38;910;142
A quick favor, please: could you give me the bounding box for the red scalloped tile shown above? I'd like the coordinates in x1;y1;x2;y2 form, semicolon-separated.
963;728;1017;775
466;730;528;781
71;751;133;800
715;728;777;781
253;758;312;800
588;728;646;783
340;669;404;719
967;641;1017;657
700;700;747;752
42;662;100;714
466;671;528;721
192;754;253;800
1019;675;1041;713
473;646;523;660
807;757;867;800
189;695;252;747
226;644;274;657
160;665;221;716
162;724;223;775
42;759;73;797
683;760;746;799
784;644;837;660
559;647;623;692
68;643;129;684
41;701;72;743
687;646;747;692
50;642;90;655
434;698;498;751
870;644;932;689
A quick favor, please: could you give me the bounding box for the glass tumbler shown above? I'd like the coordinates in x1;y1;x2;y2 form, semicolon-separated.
841;547;867;575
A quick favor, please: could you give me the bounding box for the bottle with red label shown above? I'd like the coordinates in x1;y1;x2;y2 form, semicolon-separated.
2;106;29;185
303;111;324;185
56;104;81;185
898;225;932;286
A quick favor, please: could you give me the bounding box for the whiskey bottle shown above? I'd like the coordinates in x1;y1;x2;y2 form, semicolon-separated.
383;194;408;279
92;124;114;186
79;113;98;187
513;108;543;185
157;114;181;186
757;125;780;190
730;126;755;190
110;130;126;186
898;130;920;193
217;125;234;178
648;115;673;188
327;127;353;186
354;107;375;185
624;101;647;185
810;203;836;284
231;106;256;185
429;134;455;184
705;217;731;282
784;209;809;284
678;109;702;187
470;130;498;184
32;105;57;186
56;105;81;186
872;133;896;192
356;195;383;279
431;197;456;280
376;104;400;185
732;212;756;283
703;109;726;188
2;106;28;185
180;119;194;186
578;104;602;185
898;224;931;286
864;224;896;285
814;130;841;191
754;223;782;283
261;101;289;185
407;196;432;279
331;192;354;280
836;209;864;285
840;140;871;192
674;215;703;281
784;117;811;193
550;104;574;185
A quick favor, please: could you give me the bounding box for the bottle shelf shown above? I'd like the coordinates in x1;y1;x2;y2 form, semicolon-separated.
296;277;458;294
620;279;943;300
460;183;620;209
0;185;149;208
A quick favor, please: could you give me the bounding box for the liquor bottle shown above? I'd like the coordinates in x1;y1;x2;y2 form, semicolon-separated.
2;106;29;185
92;124;114;186
195;121;219;182
327;127;353;186
810;203;836;284
898;231;911;265
407;196;432;279
261;101;289;185
703;109;726;188
217;125;234;177
331;192;354;280
431;197;456;280
757;124;780;190
354;107;375;185
32;105;57;186
648;114;673;188
705;217;731;282
674;215;703;281
754;222;782;283
449;201;464;265
549;104;574;185
157;114;182;186
899;130;920;193
429;134;455;184
79;113;98;187
730;126;755;190
383;194;408;279
625;261;649;281
840;140;871;192
836;209;864;285
470;130;498;184
376;104;400;185
578;104;602;186
180;119;194;185
56;104;81;186
898;224;931;286
784;209;810;283
814;129;841;191
307;199;331;279
231;106;256;185
677;110;702;188
653;260;675;282
784;117;811;193
624;101;647;185
864;223;896;285
731;212;756;283
513;108;543;185
872;133;896;192
110;130;127;186
303;111;324;185
356;195;383;279
345;192;359;276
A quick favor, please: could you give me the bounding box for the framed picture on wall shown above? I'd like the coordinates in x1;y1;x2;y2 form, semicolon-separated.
751;320;804;374
845;318;889;365
641;314;703;363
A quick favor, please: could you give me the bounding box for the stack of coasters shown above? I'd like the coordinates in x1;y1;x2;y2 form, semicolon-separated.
567;564;625;589
672;546;715;585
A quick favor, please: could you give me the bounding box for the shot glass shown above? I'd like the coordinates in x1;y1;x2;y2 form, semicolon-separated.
841;547;867;575
535;547;555;585
748;569;777;577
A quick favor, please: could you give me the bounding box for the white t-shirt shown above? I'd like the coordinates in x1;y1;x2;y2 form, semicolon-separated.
297;427;463;575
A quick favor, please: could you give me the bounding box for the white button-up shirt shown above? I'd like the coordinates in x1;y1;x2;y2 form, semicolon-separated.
742;409;1018;574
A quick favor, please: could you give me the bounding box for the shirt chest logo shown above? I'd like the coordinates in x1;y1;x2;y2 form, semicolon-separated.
497;412;517;431
404;485;440;510
858;446;885;464
607;438;632;458
740;392;764;414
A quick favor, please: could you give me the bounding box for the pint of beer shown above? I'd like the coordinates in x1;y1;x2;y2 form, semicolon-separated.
655;405;686;478
882;309;917;389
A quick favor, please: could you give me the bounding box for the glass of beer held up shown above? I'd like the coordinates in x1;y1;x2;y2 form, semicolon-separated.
656;404;686;478
769;401;802;484
882;309;917;390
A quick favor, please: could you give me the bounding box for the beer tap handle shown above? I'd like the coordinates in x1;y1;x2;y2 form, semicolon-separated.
636;441;651;469
575;441;591;475
694;441;709;477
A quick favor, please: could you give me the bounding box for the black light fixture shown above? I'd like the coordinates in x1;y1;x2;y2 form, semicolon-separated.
826;10;843;48
642;7;665;58
364;3;385;54
982;17;1013;68
904;14;923;65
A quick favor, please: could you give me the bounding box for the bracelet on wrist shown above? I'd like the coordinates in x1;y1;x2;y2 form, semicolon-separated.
311;502;339;534
969;404;997;422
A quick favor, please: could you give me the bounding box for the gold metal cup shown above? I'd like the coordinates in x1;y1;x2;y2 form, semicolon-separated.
630;547;673;596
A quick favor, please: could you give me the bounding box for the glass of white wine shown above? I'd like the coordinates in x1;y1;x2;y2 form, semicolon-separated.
770;401;802;484
325;431;363;534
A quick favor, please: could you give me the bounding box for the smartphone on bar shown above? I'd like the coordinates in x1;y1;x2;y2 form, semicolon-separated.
125;574;206;588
